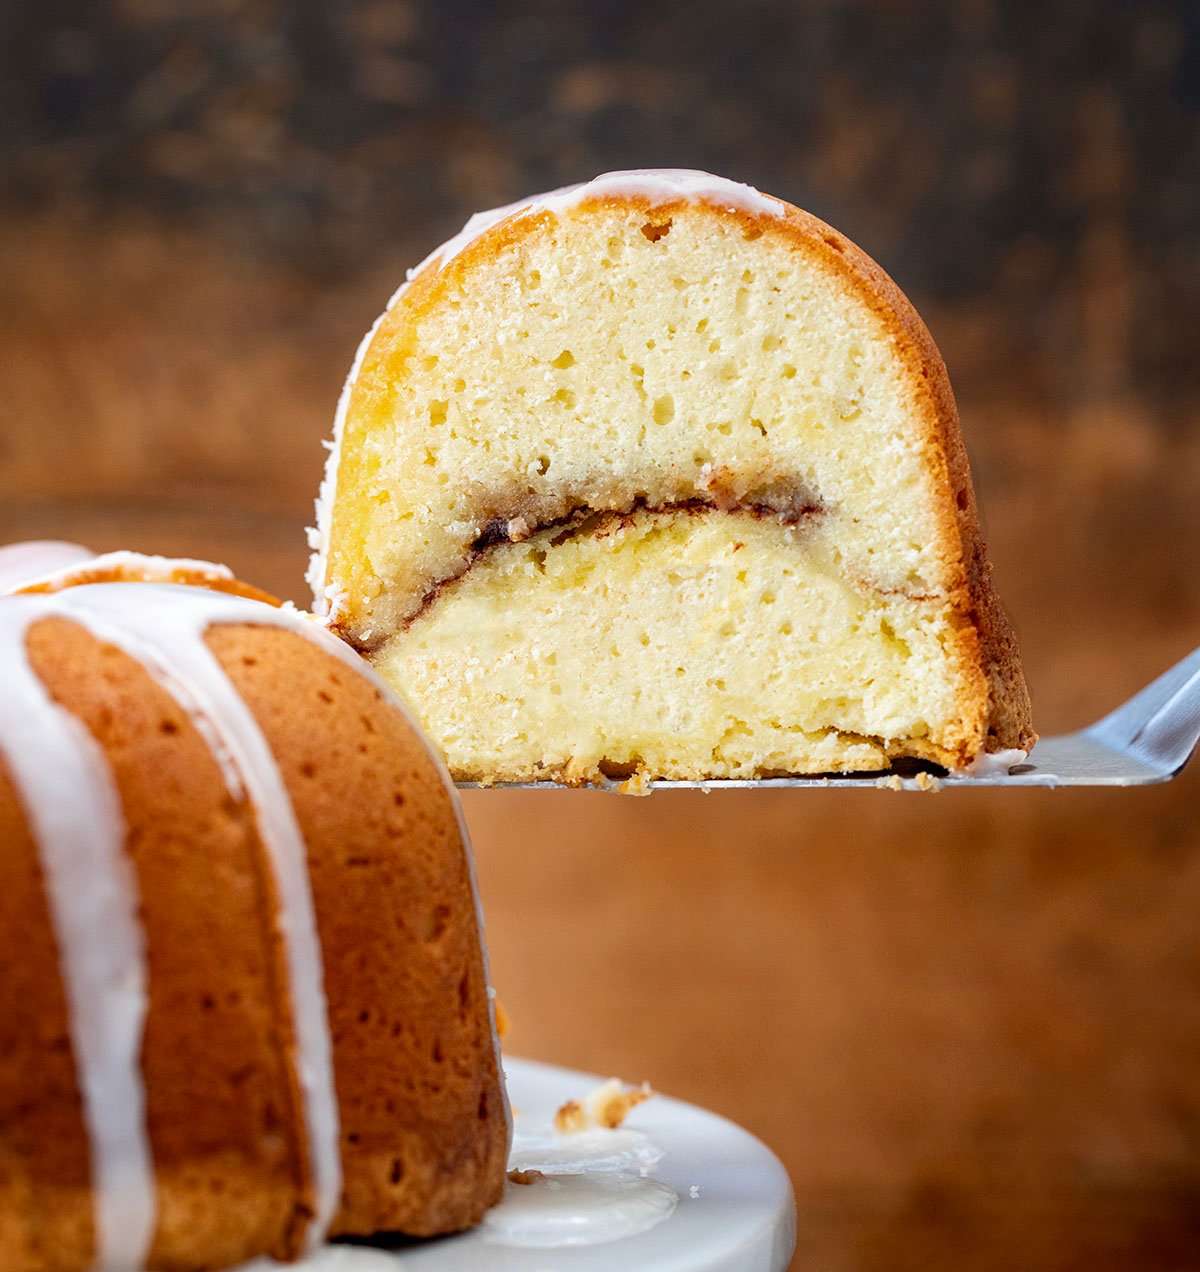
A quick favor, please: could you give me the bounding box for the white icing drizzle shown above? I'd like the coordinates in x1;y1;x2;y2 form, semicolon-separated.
0;598;155;1271
484;1106;675;1250
0;540;95;592
306;169;785;619
65;585;344;1251
509;1126;663;1176
484;1171;679;1249
23;551;236;594
0;544;240;599
965;747;1028;776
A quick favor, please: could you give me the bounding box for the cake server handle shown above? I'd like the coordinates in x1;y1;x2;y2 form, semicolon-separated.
1084;645;1200;779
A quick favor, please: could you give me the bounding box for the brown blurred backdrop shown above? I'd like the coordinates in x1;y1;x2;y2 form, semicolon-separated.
2;2;1199;1268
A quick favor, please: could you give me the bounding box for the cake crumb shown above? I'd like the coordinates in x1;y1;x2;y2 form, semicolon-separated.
618;770;653;797
554;1099;588;1133
494;997;511;1039
508;1168;544;1185
689;1184;701;1198
554;1077;656;1133
875;770;943;792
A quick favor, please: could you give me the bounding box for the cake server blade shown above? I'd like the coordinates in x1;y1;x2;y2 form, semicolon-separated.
456;645;1200;792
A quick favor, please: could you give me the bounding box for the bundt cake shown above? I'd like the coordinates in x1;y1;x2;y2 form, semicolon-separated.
309;168;1034;784
0;543;509;1271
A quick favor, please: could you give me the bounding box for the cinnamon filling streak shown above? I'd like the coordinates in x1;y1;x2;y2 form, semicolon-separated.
382;487;826;643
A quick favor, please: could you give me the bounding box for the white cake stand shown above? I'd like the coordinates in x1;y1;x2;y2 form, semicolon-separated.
251;1056;795;1272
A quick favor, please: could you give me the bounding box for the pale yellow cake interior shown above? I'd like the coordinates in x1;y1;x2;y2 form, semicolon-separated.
331;201;959;638
374;510;979;781
326;194;1004;779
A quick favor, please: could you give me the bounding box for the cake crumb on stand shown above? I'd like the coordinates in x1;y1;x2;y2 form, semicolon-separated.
554;1078;656;1133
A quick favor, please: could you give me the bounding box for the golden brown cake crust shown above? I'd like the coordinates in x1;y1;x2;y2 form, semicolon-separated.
0;608;508;1271
208;625;508;1238
756;199;1036;757
333;184;1034;763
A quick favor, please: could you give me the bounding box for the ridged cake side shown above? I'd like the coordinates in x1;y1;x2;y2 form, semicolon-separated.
211;624;509;1239
0;588;508;1272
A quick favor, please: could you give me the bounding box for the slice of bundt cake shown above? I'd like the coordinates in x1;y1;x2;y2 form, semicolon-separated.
310;169;1034;784
0;546;509;1271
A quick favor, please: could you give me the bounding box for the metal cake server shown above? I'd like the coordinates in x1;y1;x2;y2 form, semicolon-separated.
458;645;1200;791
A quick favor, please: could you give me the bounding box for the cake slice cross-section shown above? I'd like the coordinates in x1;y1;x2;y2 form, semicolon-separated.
310;169;1034;783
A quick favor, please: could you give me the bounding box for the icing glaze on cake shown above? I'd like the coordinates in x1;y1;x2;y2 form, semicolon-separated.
70;586;345;1253
0;543;277;603
0;541;96;592
0;603;154;1270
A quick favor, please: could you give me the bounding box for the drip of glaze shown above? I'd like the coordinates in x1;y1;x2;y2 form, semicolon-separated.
483;1172;679;1249
508;1126;663;1176
965;747;1028;776
58;585;344;1252
0;540;95;592
15;551;237;594
0;601;155;1271
484;1118;676;1250
307;169;787;619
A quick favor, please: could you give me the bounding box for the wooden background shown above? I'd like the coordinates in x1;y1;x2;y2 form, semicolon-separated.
2;3;1199;1268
